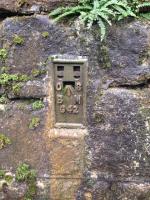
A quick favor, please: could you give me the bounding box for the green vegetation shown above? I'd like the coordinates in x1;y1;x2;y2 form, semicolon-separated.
0;73;29;86
0;95;8;104
101;45;111;68
0;170;5;178
17;0;28;7
1;66;9;73
137;1;150;19
0;49;8;61
12;83;22;95
31;69;47;77
16;163;36;182
0;133;11;150
0;170;13;184
18;74;30;82
0;71;46;98
5;174;14;183
0;73;18;85
29;117;40;129
42;31;49;38
13;35;25;45
140;12;150;20
0;73;30;98
17;103;26;110
32;100;44;110
16;163;37;200
49;0;150;41
0;163;37;199
137;1;150;11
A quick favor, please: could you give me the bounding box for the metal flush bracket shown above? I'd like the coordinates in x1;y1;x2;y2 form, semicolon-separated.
50;56;88;129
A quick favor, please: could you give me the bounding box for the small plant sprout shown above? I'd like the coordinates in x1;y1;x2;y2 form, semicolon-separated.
42;31;49;38
29;117;40;129
0;95;8;104
0;49;8;60
32;100;44;110
13;35;25;45
16;163;37;199
0;133;11;149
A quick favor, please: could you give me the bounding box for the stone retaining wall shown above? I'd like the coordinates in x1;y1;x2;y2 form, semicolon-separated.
0;1;150;199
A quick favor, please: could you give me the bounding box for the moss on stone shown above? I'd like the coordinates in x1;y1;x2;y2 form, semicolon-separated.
16;163;36;182
0;163;37;199
16;163;37;200
42;31;49;38
0;170;13;185
29;117;40;129
0;49;8;61
12;83;22;95
18;74;30;82
0;170;5;179
1;66;9;73
32;100;44;110
101;45;111;68
17;0;28;7
0;73;30;88
0;95;8;104
13;35;25;45
17;103;26;110
93;112;105;123
139;48;150;65
31;69;47;77
25;181;36;200
0;73;19;85
0;133;11;150
139;107;150;118
5;174;13;183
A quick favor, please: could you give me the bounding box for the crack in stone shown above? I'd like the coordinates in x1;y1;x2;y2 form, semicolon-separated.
108;79;150;90
0;8;35;20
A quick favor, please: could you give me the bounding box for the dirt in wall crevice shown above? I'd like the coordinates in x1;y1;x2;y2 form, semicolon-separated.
108;79;150;90
0;8;35;21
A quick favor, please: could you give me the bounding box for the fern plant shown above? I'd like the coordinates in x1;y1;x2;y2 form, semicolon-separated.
49;0;136;41
137;2;150;9
137;1;150;19
129;1;150;10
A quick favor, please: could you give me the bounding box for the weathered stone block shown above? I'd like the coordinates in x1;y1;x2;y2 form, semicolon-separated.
0;101;50;176
114;182;150;200
81;181;150;200
50;178;81;199
89;88;150;178
50;137;85;178
8;80;48;99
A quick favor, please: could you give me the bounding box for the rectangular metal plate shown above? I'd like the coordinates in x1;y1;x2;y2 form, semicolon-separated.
53;59;87;127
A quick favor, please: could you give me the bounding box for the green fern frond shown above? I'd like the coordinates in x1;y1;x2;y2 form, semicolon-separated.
139;13;150;20
49;5;91;19
137;2;150;9
49;0;140;41
93;0;100;9
53;9;79;22
98;12;112;25
98;18;106;41
102;0;119;9
49;7;67;17
51;6;88;21
100;7;115;16
126;8;136;17
113;5;129;17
